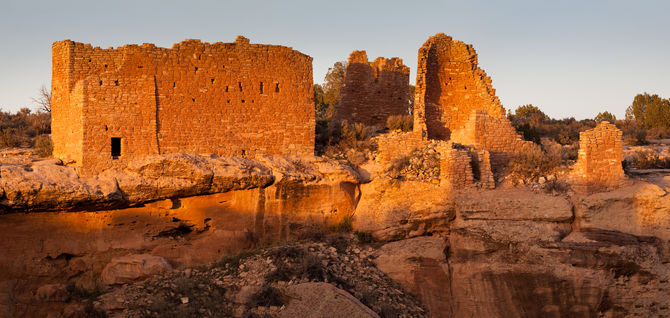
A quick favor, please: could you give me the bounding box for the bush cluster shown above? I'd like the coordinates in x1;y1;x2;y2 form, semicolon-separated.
0;108;51;153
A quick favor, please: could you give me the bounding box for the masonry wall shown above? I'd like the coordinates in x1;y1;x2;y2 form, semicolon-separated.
570;122;625;192
414;33;506;140
52;37;315;173
450;110;535;168
334;51;410;126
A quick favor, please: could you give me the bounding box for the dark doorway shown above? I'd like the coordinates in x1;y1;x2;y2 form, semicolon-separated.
111;137;121;159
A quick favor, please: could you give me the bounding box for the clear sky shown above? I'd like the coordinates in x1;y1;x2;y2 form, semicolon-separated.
1;0;668;119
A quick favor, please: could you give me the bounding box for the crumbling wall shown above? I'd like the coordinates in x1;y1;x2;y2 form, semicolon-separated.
374;130;426;166
450;110;535;168
414;33;505;140
437;143;474;189
52;36;314;173
570;122;625;192
335;50;410;126
413;34;533;172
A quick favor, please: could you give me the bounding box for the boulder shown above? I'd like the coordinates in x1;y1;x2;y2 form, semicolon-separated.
101;254;172;285
278;282;379;318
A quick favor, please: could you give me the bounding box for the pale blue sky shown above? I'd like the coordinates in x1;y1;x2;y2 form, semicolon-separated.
1;0;668;119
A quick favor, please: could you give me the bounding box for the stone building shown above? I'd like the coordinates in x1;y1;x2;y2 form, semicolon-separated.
51;36;314;173
334;51;410;126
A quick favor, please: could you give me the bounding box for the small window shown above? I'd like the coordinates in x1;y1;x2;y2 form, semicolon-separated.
111;138;121;159
260;82;264;94
225;86;229;92
275;83;280;93
238;82;243;91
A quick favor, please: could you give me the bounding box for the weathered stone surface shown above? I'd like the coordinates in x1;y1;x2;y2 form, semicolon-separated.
354;178;454;240
278;282;380;318
574;182;670;240
0;163;121;211
257;155;360;185
101;254;172;285
374;237;451;318
334;50;410;126
51;37;315;174
0;154;355;212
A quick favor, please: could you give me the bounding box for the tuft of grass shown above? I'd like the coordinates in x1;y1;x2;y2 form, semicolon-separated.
330;214;353;233
355;231;375;244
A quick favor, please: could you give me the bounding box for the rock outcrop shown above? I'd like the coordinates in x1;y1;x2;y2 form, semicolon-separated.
0;154;359;212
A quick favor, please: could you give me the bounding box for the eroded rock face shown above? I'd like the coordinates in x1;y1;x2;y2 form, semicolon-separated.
372;183;670;317
101;254;172;285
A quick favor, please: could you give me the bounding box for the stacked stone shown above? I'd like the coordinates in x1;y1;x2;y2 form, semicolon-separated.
437;143;474;189
450;110;537;170
334;50;410;126
51;36;315;174
472;150;495;189
414;33;506;140
570;122;625;192
374;130;426;165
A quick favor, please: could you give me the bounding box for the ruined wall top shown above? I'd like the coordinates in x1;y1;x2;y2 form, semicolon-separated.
334;50;410;126
414;33;506;140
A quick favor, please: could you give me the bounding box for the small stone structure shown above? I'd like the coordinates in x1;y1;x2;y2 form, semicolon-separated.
334;51;410;126
51;36;314;173
570;122;625;192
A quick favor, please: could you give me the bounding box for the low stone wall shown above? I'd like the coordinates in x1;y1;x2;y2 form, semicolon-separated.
569;121;625;192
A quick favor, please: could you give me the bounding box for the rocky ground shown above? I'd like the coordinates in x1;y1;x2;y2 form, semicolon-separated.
2;146;670;317
72;234;426;318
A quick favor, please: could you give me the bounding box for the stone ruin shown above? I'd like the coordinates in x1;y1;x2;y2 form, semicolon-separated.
374;33;534;189
51;36;314;174
570;121;625;192
334;51;410;126
49;33;624;191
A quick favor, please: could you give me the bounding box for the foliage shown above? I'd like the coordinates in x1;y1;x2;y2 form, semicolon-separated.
408;84;415;114
386;114;413;132
330;214;353;233
623;151;670;170
506;145;561;181
314;61;347;120
508;105;596;145
594;111;616;123
625;93;670;129
355;231;375;244
316;119;378;165
34;134;52;157
0;107;51;148
250;285;284;307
